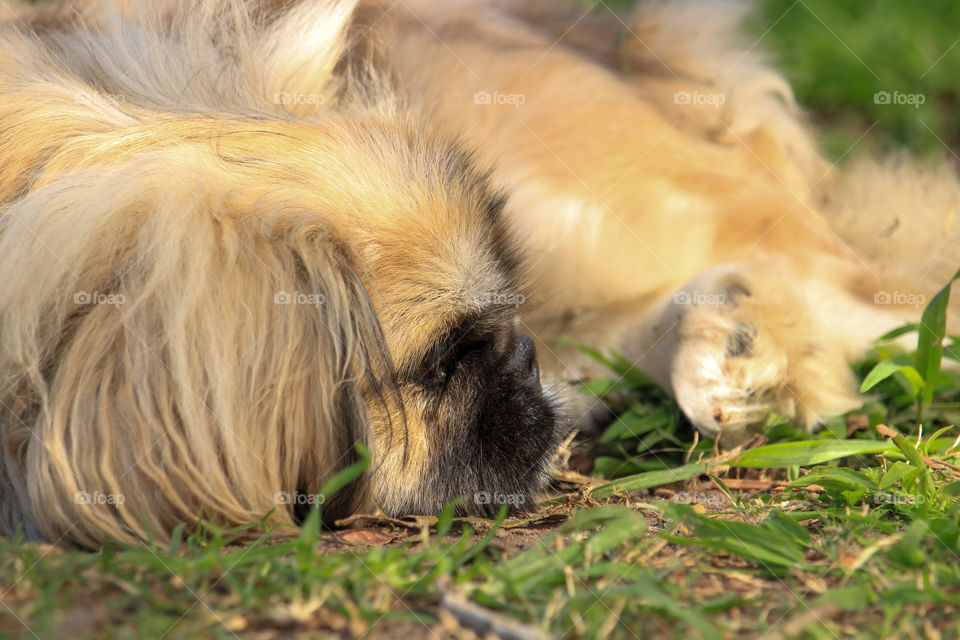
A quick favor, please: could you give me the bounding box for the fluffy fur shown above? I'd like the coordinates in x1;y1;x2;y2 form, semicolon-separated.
0;0;956;547
0;0;564;547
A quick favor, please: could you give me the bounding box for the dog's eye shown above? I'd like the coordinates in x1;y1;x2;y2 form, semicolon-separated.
414;342;456;386
414;335;487;387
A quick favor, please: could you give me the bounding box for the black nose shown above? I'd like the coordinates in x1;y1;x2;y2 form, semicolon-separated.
507;334;540;384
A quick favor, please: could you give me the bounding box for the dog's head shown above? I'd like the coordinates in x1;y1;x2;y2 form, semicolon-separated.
0;113;567;545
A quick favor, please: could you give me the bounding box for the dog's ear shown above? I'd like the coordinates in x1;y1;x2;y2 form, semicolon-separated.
0;152;394;547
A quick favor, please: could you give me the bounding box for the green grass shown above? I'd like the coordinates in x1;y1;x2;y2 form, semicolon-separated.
5;3;960;640
756;0;960;159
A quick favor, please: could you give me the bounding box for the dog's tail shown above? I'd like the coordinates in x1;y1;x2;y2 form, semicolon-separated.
819;155;960;296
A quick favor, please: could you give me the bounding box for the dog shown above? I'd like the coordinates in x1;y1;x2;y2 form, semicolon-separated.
0;0;956;547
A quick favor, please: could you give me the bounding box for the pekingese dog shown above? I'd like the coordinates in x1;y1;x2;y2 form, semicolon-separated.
1;0;956;547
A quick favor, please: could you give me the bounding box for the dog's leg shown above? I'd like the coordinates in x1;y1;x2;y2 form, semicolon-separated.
625;261;918;443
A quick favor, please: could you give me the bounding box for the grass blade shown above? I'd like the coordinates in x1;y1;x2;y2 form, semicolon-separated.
916;268;960;406
733;440;893;468
590;462;714;499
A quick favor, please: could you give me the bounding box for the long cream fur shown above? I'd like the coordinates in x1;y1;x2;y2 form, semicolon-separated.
0;0;407;547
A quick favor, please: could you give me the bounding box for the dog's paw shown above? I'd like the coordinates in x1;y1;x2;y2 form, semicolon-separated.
656;268;863;444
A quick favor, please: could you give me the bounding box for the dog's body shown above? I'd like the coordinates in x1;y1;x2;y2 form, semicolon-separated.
1;0;956;547
378;0;960;435
373;0;960;435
